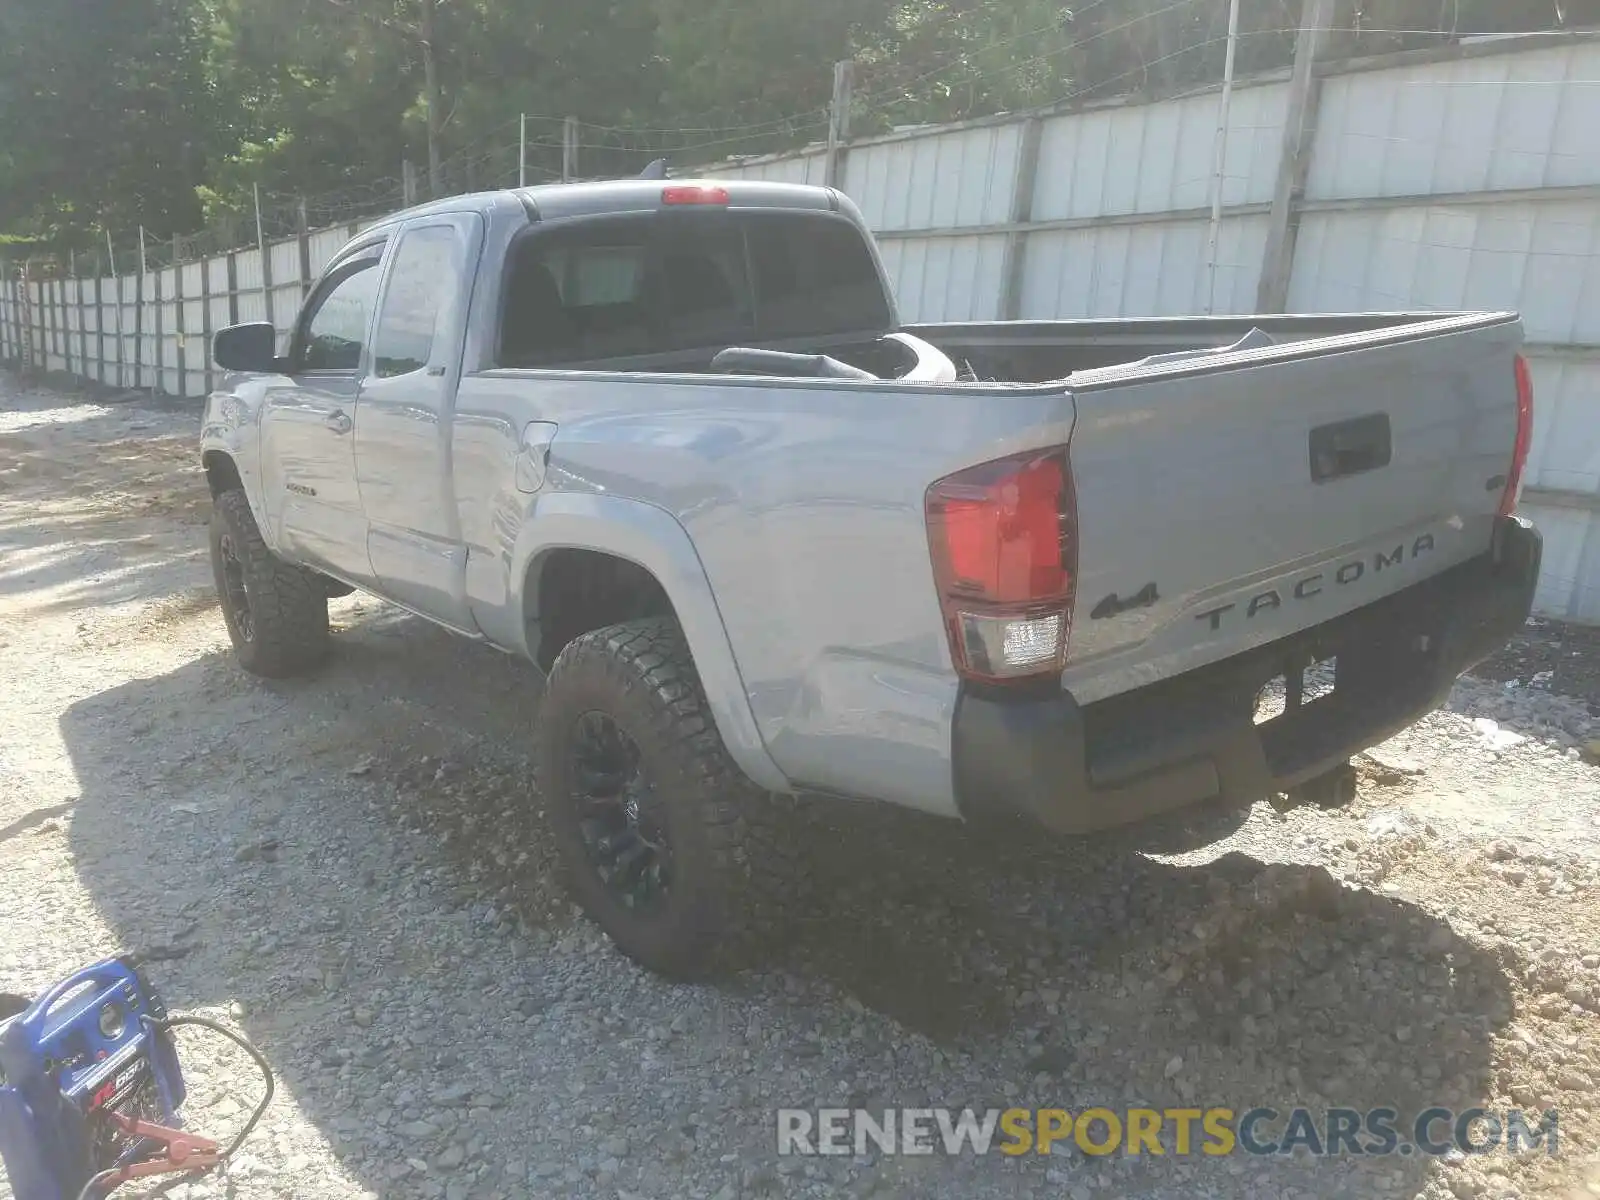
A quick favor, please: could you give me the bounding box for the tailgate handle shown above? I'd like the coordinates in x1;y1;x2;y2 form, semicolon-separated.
1310;413;1391;483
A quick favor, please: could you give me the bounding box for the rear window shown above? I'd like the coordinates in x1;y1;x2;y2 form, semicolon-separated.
499;211;889;367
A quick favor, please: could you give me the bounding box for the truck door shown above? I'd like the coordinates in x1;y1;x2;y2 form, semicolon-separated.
260;243;384;583
354;213;482;631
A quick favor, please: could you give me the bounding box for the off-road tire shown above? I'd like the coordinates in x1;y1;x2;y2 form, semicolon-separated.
536;616;755;979
209;489;330;678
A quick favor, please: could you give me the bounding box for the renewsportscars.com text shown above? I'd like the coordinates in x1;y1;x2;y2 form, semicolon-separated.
776;1106;1559;1159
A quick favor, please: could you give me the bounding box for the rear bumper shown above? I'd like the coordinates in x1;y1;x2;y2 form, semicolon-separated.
952;516;1542;834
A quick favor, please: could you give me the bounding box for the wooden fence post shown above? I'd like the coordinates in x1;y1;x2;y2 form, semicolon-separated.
95;273;105;384
59;276;71;376
173;234;186;398
74;257;88;382
999;117;1044;321
153;252;164;393
256;185;275;332
562;116;579;183
50;277;63;375
114;272;126;389
134;264;145;391
824;60;856;189
200;251;214;394
297;197;312;298
1257;0;1338;312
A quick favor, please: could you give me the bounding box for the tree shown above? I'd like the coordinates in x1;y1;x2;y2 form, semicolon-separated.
5;0;1598;247
0;0;219;244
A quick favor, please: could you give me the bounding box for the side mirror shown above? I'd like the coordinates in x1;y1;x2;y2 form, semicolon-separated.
213;322;279;373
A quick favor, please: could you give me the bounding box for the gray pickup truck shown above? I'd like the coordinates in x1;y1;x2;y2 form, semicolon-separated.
202;178;1540;976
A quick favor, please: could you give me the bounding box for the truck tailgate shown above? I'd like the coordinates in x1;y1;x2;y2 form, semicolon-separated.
1062;313;1525;703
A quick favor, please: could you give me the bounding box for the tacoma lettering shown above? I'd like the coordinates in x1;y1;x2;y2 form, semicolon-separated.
1195;536;1437;630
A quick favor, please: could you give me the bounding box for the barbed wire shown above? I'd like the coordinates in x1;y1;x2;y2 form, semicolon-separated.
31;3;1589;278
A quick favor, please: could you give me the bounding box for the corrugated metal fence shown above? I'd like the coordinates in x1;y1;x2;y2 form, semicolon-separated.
3;33;1600;621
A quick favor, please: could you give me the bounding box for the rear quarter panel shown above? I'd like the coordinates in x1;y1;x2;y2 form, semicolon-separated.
452;371;1072;814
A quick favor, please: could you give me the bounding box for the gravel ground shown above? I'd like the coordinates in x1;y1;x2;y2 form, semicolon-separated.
2;374;1599;1200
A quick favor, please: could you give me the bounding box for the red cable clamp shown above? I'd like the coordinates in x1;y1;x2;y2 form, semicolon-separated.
95;1112;223;1188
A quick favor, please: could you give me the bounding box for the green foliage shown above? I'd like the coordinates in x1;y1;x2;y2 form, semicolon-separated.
0;0;216;244
0;0;1593;248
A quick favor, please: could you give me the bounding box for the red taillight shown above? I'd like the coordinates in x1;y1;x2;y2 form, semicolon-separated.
1502;354;1534;517
925;447;1076;684
661;185;729;205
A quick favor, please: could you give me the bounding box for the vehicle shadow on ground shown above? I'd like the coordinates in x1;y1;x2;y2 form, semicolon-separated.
59;606;1512;1199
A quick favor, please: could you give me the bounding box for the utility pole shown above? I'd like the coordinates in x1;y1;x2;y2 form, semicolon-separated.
419;0;443;197
520;113;528;188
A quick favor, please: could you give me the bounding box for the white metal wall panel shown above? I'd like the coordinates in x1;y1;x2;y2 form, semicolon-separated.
845;123;1021;232
64;284;81;372
308;228;348;275
269;284;303;336
208;255;234;347
79;285;101;383
1019;215;1269;318
45;283;62;370
269;240;301;291
181;262;206;375
1308;43;1600;201
101;278;121;386
155;266;177;392
1034;83;1289;221
1525;503;1600;622
1522;355;1600;497
1286;200;1600;344
234;249;267;326
137;273;157;389
45;282;66;373
877;234;1009;323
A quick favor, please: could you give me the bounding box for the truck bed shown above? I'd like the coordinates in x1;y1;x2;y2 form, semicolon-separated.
462;307;1527;815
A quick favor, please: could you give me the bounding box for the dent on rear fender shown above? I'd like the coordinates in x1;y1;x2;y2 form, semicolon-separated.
503;491;791;795
201;386;273;543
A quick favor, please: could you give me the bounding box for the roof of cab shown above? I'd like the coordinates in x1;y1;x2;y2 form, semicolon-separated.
364;177;838;234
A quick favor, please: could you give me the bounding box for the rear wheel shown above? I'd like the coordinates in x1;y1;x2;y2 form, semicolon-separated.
536;617;753;978
209;489;330;677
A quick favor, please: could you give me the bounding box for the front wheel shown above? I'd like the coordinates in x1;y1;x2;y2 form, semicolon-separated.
536;617;755;979
209;489;330;677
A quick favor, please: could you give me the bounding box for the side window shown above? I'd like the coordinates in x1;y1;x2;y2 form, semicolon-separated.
373;224;464;378
301;259;381;371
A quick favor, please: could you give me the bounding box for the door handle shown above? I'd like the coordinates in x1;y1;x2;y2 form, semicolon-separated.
325;409;353;435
